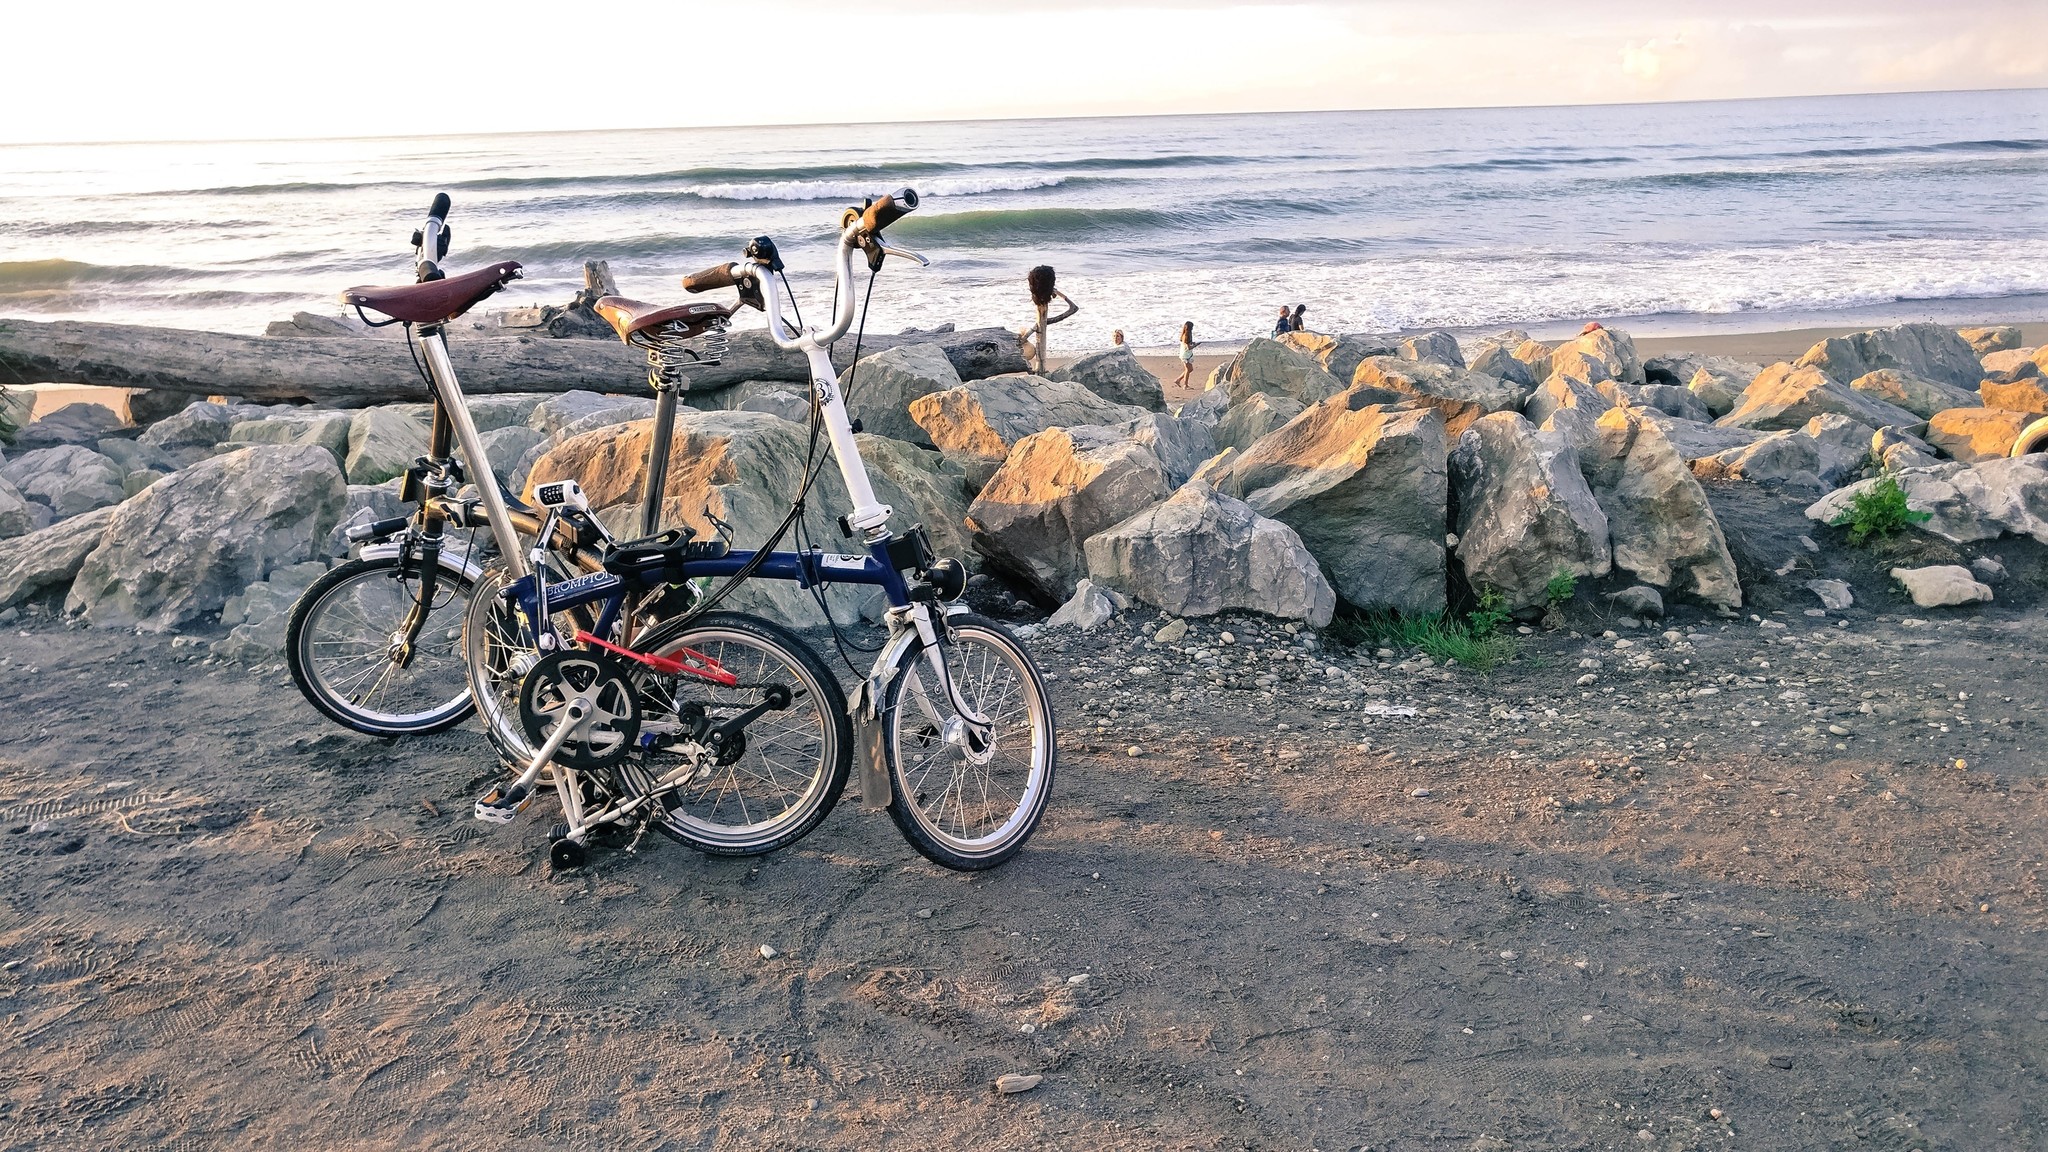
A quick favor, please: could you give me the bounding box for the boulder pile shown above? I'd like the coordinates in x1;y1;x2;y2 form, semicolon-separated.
2;318;2040;662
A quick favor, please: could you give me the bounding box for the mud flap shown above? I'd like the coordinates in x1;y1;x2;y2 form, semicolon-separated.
851;681;892;808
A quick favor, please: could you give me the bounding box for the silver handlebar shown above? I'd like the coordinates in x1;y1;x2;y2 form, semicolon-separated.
746;217;927;353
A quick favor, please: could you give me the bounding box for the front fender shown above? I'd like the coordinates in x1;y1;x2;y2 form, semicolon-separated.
853;602;973;808
358;540;487;583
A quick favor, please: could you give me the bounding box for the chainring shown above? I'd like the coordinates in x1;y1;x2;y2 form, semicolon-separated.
518;648;641;770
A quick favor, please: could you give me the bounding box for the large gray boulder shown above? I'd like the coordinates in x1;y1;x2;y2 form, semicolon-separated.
1048;346;1166;412
212;561;331;663
1576;405;1741;608
1354;356;1527;438
1604;383;1713;423
909;375;1146;461
324;481;408;558
1686;359;1762;418
849;343;962;443
464;392;553;433
1466;342;1536;389
0;475;50;540
966;426;1172;603
855;433;974;565
138;400;265;461
1801;414;1878;488
11;402;126;450
527;390;655;441
1633;409;1767;462
1807;457;2048;545
1544;327;1644;385
67;445;347;630
1795;323;1983;391
524;412;967;625
1207;392;1448;616
345;406;429;484
1960;326;2022;356
469;425;548;492
1980;376;2048;417
1215;392;1305;454
1924;407;2032;463
1084;481;1335;626
1176;384;1232;426
1113;413;1217;488
1690;432;1826;494
1398;330;1465;369
229;408;352;467
0;505;118;608
1522;373;1613;429
1211;338;1345;408
94;437;179;485
1980;348;2041;386
1;445;126;519
1448;413;1610;611
1847;369;1980;421
1717;363;1924;433
1277;331;1399;383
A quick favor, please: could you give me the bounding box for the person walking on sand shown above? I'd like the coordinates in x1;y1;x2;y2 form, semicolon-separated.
1272;306;1293;338
1176;320;1199;390
1018;265;1078;374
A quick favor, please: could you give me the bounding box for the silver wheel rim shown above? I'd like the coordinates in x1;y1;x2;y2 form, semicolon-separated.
300;564;471;727
631;625;835;850
892;626;1050;857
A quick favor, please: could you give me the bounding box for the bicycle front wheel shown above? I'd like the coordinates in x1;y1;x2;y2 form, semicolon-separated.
622;612;852;856
882;612;1055;870
285;555;478;736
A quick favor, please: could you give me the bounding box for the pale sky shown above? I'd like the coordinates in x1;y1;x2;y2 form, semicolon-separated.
4;0;2044;144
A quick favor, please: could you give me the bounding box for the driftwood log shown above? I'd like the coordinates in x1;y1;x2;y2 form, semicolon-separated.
0;317;1026;406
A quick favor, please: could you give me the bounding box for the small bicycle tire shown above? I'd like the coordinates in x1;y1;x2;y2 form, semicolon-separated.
881;612;1055;870
622;611;852;857
285;554;478;736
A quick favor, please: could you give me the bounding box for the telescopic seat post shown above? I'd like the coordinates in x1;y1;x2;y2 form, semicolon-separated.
642;380;678;538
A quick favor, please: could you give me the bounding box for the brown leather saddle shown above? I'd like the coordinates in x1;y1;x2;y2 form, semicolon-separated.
592;296;731;347
340;261;523;325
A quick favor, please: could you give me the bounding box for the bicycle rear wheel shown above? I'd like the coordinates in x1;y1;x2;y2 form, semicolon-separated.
621;612;852;856
285;555;477;735
881;613;1055;870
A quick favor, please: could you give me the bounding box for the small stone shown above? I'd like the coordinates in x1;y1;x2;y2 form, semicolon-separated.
1828;724;1849;736
916;908;933;919
1767;1054;1794;1070
759;944;779;960
1805;579;1854;611
1576;673;1598;687
995;1073;1043;1094
1125;745;1142;758
1611;585;1664;618
1411;787;1432;797
1220;631;1236;645
1067;973;1090;984
1152;618;1189;644
1971;555;2007;583
1376;648;1395;659
1499;950;1518;961
1710;1107;1725;1121
1018;1022;1036;1034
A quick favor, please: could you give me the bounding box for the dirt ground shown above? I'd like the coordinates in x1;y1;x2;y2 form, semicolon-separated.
2;494;2046;1151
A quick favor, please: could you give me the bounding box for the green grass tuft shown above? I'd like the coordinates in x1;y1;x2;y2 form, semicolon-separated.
1830;473;1931;546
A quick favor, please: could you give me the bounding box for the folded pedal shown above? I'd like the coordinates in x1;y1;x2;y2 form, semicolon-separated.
473;783;532;824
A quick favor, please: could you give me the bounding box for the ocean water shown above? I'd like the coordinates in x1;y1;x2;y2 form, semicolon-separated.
1;89;2043;350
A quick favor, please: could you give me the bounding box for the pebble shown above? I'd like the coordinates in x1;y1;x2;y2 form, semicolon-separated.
916;908;933;919
1767;1054;1794;1070
1576;673;1598;687
1220;631;1236;645
1125;745;1142;758
1499;950;1518;961
994;1073;1043;1095
1067;973;1090;984
759;945;779;960
1411;787;1432;798
1153;618;1188;645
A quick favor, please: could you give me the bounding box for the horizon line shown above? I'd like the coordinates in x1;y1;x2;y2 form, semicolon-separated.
2;84;2040;151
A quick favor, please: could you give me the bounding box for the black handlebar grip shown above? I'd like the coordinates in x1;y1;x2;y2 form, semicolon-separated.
859;188;919;234
682;263;742;293
428;193;451;222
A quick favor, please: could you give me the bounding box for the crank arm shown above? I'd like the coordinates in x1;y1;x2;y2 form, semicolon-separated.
708;684;792;748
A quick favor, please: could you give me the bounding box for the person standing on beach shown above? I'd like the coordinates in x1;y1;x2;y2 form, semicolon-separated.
1176;321;1199;390
1273;306;1293;337
1019;265;1078;374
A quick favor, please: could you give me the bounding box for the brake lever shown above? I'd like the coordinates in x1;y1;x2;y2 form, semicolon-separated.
881;243;930;267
